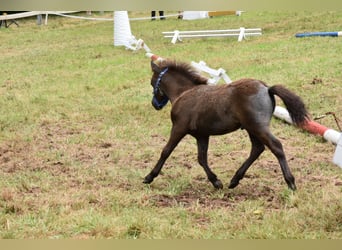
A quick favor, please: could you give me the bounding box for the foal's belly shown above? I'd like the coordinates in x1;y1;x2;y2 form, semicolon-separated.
188;109;241;136
207;121;241;135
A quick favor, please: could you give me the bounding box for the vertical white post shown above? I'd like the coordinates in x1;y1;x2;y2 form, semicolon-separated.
114;11;133;47
171;30;180;44
238;27;245;42
333;136;342;168
45;13;48;25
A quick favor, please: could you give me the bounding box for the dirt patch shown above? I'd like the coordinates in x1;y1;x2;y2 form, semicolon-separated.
0;119;118;189
146;180;279;209
149;191;233;209
0;140;42;173
0;117;340;213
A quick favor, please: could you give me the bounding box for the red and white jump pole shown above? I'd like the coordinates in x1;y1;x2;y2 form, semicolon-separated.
274;106;342;168
146;52;164;62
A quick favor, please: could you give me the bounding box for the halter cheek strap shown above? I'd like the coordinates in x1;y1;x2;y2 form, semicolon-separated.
152;67;169;110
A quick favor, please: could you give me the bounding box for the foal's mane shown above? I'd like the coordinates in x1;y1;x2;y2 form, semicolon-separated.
158;60;208;85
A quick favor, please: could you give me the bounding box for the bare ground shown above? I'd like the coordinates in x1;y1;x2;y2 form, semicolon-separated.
1;117;340;212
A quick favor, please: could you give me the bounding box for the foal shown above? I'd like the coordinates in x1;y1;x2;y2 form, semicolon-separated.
143;60;309;191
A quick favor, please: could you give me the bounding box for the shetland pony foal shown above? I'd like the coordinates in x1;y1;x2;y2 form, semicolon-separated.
144;60;309;191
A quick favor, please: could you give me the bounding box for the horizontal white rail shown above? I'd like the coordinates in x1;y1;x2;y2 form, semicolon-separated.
163;28;261;35
164;33;262;38
0;11;78;21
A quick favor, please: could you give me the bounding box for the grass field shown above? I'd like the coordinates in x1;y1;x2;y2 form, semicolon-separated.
0;11;341;239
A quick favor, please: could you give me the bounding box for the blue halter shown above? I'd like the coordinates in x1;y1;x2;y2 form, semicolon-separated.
152;67;169;110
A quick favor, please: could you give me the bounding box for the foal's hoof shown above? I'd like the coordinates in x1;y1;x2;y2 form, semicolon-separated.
228;179;239;189
213;179;223;189
143;175;154;184
288;182;297;191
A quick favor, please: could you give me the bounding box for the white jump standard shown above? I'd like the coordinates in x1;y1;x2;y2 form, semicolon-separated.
114;11;151;52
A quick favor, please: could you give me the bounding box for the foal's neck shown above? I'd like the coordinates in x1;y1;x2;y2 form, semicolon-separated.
166;76;198;104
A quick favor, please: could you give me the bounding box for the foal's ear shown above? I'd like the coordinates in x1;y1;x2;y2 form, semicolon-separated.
151;61;161;73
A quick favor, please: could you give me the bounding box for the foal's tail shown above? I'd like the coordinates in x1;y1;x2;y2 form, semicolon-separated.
269;85;310;126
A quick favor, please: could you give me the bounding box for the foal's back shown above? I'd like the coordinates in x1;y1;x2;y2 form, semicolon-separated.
229;79;275;129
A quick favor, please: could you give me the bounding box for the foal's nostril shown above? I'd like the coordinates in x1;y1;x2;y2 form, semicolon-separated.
152;98;162;110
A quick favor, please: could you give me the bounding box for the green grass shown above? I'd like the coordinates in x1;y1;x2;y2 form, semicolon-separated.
0;11;341;239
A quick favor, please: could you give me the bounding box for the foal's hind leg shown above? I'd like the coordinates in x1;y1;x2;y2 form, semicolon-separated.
143;126;186;185
229;132;265;189
244;128;296;190
255;129;296;190
196;136;223;189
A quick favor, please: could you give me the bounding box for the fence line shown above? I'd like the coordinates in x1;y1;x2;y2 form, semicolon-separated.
0;11;181;23
0;11;78;21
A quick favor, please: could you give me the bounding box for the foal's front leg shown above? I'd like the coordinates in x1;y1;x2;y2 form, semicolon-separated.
229;132;265;189
196;136;223;189
143;126;186;185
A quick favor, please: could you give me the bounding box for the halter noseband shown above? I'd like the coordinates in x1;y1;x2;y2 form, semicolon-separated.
152;67;169;110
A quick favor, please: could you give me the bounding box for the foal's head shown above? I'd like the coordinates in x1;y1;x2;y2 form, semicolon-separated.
150;60;208;110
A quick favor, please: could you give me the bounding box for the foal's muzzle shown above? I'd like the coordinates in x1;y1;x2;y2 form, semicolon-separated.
152;96;168;110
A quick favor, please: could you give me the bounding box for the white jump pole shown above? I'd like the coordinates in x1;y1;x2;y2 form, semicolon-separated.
190;61;232;84
146;53;231;85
